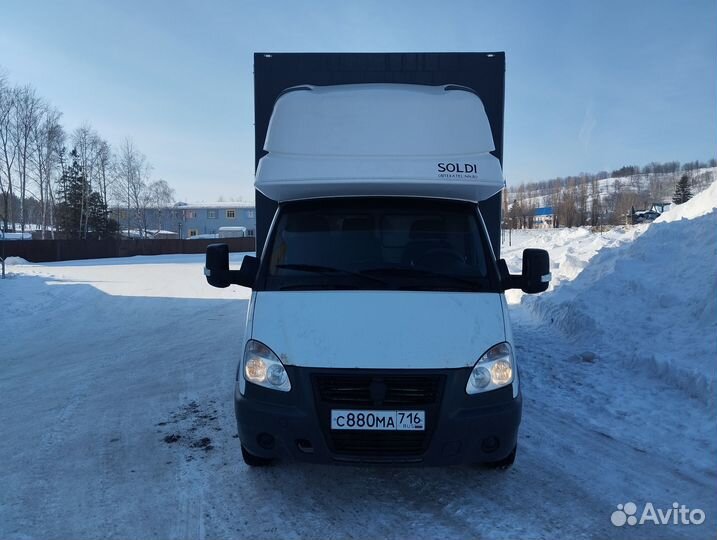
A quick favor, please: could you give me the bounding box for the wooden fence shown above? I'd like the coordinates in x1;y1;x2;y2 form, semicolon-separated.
0;237;256;263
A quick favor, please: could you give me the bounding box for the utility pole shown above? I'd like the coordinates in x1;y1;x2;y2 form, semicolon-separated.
127;176;131;237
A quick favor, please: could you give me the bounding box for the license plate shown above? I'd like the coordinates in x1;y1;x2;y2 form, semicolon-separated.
330;410;425;431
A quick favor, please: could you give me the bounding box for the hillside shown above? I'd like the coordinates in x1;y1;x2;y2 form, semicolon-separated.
505;164;716;227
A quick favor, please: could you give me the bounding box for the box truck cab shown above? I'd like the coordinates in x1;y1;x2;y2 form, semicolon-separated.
205;84;550;467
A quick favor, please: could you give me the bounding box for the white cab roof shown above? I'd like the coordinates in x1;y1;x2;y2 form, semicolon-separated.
255;84;504;203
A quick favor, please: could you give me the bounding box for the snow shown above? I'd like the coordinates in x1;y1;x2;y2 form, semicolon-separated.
2;253;252;299
2;256;29;265
501;224;649;304
505;182;717;404
655;180;717;223
2;199;716;538
0;231;32;240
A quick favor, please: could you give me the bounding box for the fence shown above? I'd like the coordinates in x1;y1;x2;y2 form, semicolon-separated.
0;237;256;263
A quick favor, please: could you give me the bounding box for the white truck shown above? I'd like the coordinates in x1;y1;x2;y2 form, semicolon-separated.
205;54;550;467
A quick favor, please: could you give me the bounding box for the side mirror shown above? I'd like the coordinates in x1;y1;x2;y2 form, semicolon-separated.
204;244;259;289
205;244;231;288
520;249;551;294
498;249;551;294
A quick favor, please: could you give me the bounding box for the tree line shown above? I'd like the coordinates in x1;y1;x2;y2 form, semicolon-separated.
0;69;175;239
505;159;716;229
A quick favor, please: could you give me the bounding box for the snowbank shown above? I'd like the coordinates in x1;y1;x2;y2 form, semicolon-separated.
655;180;717;223
521;184;717;403
2;256;30;265
501;225;648;304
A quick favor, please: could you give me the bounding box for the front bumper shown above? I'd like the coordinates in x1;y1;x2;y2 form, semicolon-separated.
235;366;521;466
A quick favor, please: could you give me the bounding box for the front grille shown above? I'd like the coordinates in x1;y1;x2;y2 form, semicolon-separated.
315;374;441;406
331;430;426;456
312;372;445;458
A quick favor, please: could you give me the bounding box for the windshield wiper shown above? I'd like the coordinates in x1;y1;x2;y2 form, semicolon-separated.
277;283;356;291
274;264;389;287
361;266;489;290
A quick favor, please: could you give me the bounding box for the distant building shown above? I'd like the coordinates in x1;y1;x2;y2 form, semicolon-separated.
113;202;256;239
175;203;256;239
533;207;554;229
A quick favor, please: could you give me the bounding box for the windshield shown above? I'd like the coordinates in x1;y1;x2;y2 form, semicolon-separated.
261;198;497;292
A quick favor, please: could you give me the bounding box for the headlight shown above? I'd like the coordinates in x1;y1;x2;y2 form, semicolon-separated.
243;340;291;392
466;342;514;394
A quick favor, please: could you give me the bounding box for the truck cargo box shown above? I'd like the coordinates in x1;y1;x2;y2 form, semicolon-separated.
254;53;505;254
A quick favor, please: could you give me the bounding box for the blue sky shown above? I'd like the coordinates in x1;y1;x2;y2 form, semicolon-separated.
1;0;715;202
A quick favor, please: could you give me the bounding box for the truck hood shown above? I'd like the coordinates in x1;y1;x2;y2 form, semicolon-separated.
250;291;506;369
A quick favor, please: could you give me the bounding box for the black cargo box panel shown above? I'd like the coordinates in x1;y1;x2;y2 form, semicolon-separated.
253;52;505;256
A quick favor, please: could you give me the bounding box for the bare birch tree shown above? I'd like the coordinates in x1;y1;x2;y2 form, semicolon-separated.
96;138;113;209
147;179;175;230
32;104;64;238
114;138;152;236
13;85;42;233
0;77;17;232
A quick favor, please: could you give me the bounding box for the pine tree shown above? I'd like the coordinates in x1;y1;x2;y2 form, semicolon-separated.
56;150;85;238
672;175;693;205
87;191;119;239
56;148;119;239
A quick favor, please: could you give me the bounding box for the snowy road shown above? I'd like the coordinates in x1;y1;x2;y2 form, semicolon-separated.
1;208;715;539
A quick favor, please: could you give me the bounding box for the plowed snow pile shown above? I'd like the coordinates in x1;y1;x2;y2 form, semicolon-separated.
517;183;717;403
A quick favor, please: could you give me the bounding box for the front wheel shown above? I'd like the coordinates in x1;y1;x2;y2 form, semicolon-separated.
241;445;274;467
484;444;517;470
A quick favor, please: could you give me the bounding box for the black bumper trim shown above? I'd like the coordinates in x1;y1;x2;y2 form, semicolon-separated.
235;366;521;466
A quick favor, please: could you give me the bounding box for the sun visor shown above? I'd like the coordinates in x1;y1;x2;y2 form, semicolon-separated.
255;84;504;203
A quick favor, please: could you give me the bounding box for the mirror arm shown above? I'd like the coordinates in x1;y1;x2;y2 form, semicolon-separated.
497;259;521;291
229;269;250;286
502;273;524;291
